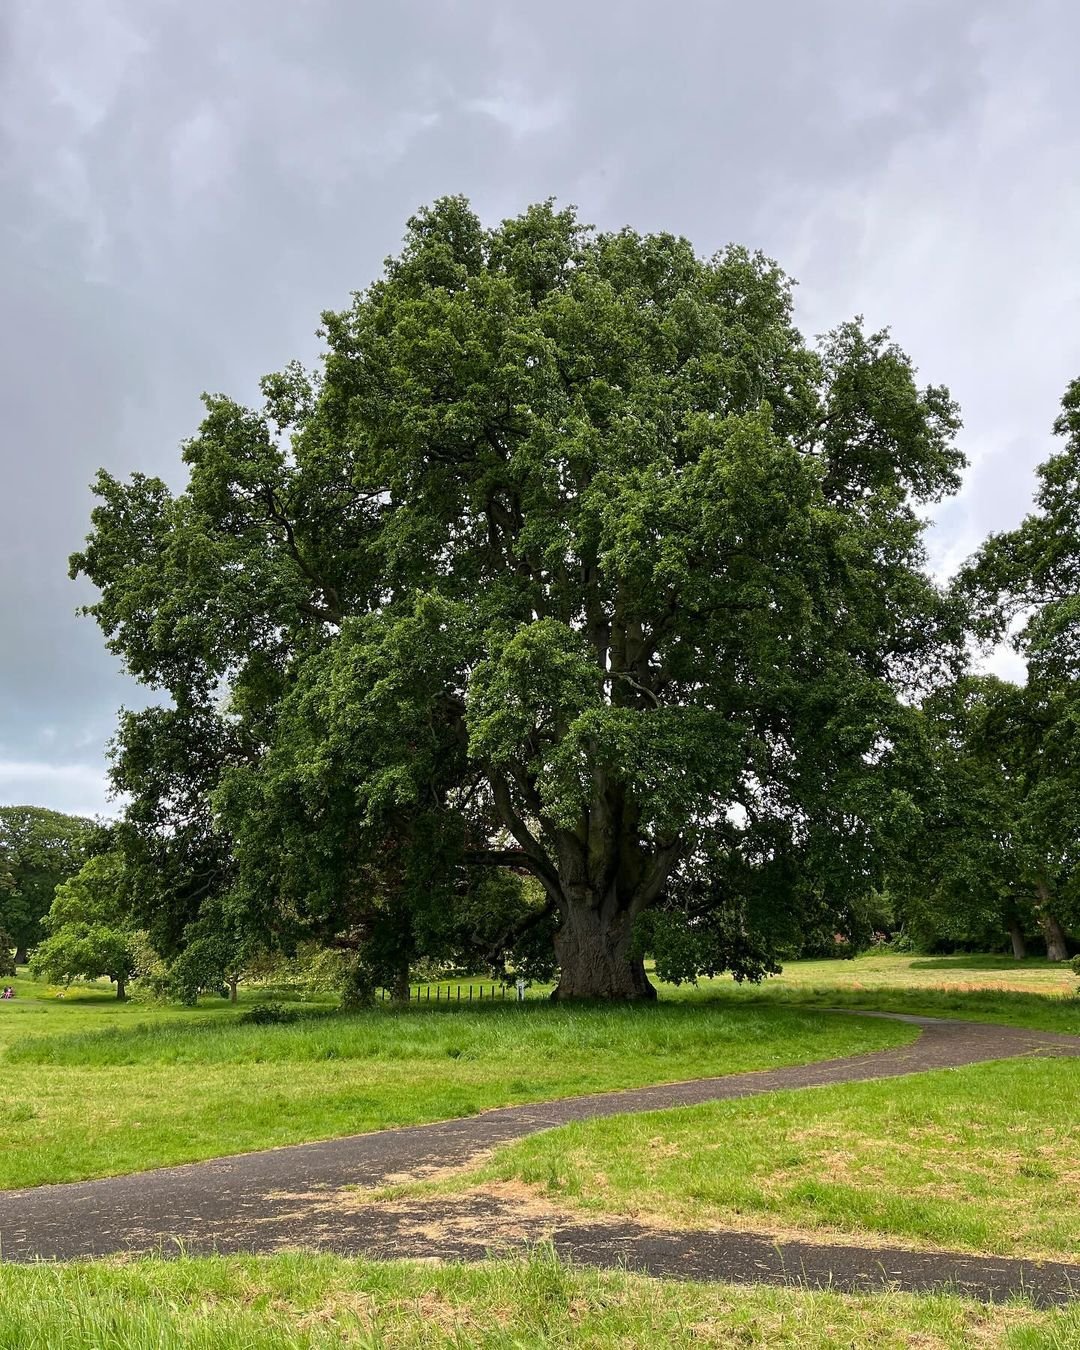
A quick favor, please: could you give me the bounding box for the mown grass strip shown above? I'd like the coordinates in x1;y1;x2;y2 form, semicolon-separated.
0;1250;1076;1349
703;953;1080;1034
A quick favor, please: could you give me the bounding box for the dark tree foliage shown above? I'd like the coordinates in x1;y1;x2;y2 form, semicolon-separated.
957;380;1080;959
0;928;15;978
31;852;137;999
0;806;93;963
964;379;1080;684
72;198;963;999
893;677;1073;958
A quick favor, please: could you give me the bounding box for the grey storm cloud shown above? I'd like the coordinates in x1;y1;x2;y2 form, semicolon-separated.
2;0;1078;816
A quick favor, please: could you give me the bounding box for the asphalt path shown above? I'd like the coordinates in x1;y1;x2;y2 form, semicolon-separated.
2;1012;1077;1304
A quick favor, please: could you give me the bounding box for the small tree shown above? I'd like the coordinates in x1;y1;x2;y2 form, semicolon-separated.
30;853;137;998
166;907;266;1005
32;925;136;1000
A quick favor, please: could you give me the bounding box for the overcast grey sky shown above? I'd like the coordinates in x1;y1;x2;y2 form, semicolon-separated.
2;0;1078;817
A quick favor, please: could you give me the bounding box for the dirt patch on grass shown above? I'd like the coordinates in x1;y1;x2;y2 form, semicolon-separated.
267;1177;1015;1261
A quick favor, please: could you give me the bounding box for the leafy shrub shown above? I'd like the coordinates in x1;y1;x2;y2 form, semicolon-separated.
238;1002;299;1026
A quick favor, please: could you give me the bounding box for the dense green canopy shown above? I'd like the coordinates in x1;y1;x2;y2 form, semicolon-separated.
966;379;1080;685
893;676;1074;958
31;851;137;998
73;198;965;998
953;379;1080;957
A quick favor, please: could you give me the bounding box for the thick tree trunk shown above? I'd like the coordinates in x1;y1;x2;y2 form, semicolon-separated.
115;976;127;1001
1039;912;1070;963
551;903;656;1001
1034;881;1070;962
14;945;28;967
485;757;678;1000
1007;918;1027;961
228;975;239;1003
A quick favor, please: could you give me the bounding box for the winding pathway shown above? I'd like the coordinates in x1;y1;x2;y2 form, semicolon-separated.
2;1013;1078;1305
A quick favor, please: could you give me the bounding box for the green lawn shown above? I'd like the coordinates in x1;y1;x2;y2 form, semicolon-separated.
0;968;288;1038
700;951;1080;1034
0;970;911;1191
0;1250;1075;1349
425;1055;1079;1263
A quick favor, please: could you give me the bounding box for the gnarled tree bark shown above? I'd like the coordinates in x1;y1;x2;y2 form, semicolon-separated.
1038;911;1070;962
1035;881;1070;962
551;901;656;1000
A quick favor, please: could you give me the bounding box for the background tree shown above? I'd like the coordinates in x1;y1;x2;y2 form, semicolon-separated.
959;379;1080;959
73;198;964;999
31;852;137;998
892;678;1043;957
0;927;15;978
967;379;1080;687
0;858;15;974
165;926;250;1004
445;869;558;984
0;807;92;964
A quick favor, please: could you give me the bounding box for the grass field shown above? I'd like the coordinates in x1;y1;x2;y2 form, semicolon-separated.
0;968;912;1190
705;952;1080;1034
0;1249;1076;1349
739;951;1076;997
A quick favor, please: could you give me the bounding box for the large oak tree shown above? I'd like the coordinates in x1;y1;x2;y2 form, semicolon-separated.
73;198;963;999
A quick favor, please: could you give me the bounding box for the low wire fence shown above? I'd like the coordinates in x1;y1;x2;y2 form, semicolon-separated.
377;981;539;1004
